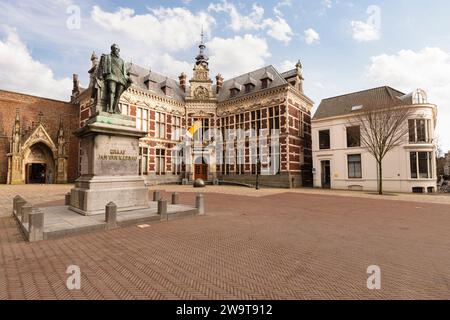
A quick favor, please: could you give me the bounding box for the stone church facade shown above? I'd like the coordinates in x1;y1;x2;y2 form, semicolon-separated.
1;39;314;188
0;90;79;184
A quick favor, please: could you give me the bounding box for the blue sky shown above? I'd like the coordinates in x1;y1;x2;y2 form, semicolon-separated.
1;0;449;150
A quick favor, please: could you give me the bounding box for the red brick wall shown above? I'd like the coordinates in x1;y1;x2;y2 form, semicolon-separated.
0;90;79;183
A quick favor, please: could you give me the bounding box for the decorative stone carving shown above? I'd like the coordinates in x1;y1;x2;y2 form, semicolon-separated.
194;86;209;100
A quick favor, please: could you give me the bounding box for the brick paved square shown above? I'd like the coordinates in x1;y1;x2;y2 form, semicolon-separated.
1;185;450;300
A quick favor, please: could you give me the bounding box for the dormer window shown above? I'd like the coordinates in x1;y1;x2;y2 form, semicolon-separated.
261;70;274;89
245;83;255;94
160;79;173;96
244;75;257;94
261;78;271;89
230;81;242;98
230;88;240;98
145;79;157;90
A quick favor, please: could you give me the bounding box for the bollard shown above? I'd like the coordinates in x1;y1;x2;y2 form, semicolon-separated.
21;203;33;224
16;198;27;221
196;194;205;215
158;200;168;220
13;195;21;216
153;190;161;202
28;209;44;242
172;192;180;205
65;192;71;206
105;202;117;229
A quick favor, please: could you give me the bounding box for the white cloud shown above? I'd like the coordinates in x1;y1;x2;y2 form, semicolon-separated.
208;1;264;32
366;47;450;150
208;34;271;79
208;0;294;44
92;6;215;52
264;17;294;45
351;20;381;42
89;5;218;78
304;28;320;45
322;0;333;9
279;60;296;72
274;0;292;17
0;27;72;100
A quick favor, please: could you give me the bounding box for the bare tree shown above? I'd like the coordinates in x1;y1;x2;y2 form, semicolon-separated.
353;106;413;195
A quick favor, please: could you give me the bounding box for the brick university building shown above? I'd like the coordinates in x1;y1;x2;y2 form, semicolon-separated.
0;40;314;187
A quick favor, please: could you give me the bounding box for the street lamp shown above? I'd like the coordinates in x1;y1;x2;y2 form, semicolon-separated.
256;157;261;190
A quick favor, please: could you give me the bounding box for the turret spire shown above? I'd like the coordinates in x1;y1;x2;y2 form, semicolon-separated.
195;27;209;69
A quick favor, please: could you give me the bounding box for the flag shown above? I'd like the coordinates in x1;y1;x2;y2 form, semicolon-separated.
186;120;202;139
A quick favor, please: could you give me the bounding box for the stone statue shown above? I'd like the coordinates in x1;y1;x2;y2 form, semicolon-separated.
92;44;132;114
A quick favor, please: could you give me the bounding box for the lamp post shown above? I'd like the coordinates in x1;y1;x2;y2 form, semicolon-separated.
256;157;261;190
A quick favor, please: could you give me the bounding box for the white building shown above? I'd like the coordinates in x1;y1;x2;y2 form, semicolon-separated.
312;86;438;193
444;152;450;176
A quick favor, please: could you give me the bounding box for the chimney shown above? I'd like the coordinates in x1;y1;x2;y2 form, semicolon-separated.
71;74;80;99
216;74;223;94
179;72;187;92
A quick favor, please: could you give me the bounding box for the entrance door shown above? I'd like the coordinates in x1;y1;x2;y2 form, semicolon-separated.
321;160;331;189
27;163;47;184
195;164;208;181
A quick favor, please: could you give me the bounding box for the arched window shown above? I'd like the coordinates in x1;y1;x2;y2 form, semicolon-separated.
412;89;427;104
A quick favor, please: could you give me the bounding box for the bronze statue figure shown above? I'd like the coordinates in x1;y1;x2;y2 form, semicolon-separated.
92;44;132;114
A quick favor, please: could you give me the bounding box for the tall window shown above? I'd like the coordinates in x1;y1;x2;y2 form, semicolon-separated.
136;107;148;131
346;126;361;148
410;151;433;179
172;149;182;175
268;106;280;130
348;154;362;179
408;119;432;143
171;116;181;141
319;130;331;150
192;117;212;141
155;112;166;139
156;149;166;175
139;147;148;175
120;103;129;116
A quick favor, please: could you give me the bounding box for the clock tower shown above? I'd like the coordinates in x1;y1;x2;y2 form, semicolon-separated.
187;30;216;103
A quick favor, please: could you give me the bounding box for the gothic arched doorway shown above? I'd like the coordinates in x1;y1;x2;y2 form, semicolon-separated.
23;142;56;184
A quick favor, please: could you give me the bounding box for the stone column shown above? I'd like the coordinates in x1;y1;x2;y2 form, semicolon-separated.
28;209;44;242
172;192;180;205
13;195;21;216
105;202;117;229
65;193;71;206
196;194;205;215
158;200;168;220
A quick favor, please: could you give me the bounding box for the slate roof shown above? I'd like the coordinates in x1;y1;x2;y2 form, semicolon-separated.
217;65;288;102
127;63;186;102
123;62;294;103
313;86;408;120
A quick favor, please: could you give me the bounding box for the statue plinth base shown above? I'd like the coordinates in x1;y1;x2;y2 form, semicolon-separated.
69;119;148;216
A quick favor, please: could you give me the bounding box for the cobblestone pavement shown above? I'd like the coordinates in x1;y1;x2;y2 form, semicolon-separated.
0;185;450;299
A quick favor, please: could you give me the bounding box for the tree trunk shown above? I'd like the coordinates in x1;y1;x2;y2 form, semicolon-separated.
378;160;383;195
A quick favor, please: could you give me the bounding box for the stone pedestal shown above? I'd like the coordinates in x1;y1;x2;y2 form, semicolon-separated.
69;117;148;216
